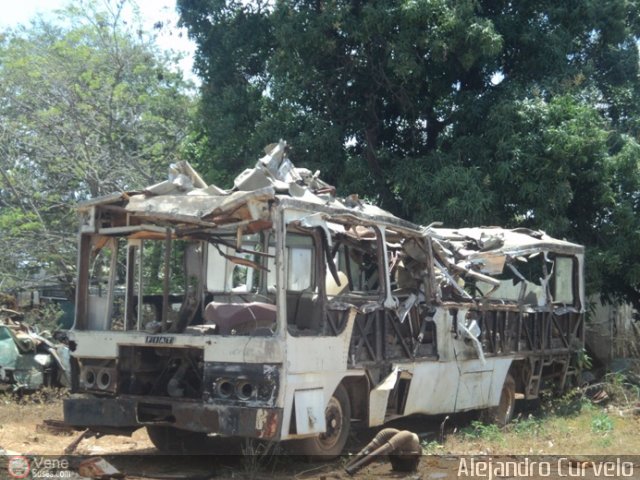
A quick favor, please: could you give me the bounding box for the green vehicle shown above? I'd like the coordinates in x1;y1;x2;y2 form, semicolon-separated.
0;323;70;391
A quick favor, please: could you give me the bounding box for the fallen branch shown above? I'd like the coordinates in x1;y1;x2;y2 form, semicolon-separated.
64;429;97;454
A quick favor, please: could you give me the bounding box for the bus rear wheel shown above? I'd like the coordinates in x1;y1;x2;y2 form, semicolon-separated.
483;373;516;427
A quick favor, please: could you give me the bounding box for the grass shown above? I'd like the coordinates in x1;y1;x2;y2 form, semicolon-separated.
1;370;639;467
461;421;505;444
5;387;69;405
437;371;640;455
239;439;292;479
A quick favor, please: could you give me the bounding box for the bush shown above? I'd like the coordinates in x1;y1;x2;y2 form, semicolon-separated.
22;303;63;333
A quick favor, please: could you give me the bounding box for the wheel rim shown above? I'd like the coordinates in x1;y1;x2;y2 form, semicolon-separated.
499;386;514;423
317;396;343;450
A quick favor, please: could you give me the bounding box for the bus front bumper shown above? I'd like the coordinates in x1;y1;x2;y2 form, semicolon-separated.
63;395;282;440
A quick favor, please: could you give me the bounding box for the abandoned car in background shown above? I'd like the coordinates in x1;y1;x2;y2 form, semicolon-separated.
0;315;70;391
63;141;585;456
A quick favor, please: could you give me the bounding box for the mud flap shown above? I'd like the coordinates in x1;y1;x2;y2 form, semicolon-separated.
294;388;326;435
368;367;399;426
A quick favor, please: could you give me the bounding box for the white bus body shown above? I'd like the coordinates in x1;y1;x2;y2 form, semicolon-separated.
64;143;585;456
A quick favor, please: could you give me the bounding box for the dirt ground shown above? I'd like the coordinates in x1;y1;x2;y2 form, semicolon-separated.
1;394;639;479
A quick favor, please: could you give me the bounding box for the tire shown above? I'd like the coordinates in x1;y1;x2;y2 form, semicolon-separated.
483;373;516;427
146;426;210;453
292;385;351;459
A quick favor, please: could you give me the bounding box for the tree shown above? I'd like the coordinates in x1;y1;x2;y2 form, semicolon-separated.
178;0;640;307
0;0;194;290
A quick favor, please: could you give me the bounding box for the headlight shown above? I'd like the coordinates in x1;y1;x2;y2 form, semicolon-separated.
205;363;279;405
236;381;255;400
83;368;96;389
78;360;117;393
216;379;234;398
97;369;112;390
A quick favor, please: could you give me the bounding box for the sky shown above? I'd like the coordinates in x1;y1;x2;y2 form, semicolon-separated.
0;0;198;81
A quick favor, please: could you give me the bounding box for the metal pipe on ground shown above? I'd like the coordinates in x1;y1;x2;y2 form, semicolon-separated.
344;429;421;475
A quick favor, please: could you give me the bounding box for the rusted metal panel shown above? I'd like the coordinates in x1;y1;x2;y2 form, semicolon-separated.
64;395;283;439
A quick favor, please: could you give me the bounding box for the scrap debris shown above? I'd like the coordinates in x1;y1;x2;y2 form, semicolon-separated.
65;430;99;454
344;428;421;475
77;457;123;479
37;419;78;436
0;304;70;392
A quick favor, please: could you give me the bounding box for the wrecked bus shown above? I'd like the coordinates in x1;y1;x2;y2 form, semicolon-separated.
63;142;585;456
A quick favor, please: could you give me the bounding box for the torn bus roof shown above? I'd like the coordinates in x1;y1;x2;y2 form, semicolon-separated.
428;226;584;258
76;140;583;270
77;140;421;233
415;226;584;305
125;187;276;223
421;226;583;280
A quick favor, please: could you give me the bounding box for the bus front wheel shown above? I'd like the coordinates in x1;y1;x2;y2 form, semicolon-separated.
293;385;351;459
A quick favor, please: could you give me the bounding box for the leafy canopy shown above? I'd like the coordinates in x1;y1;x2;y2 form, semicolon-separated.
179;0;640;307
0;0;194;289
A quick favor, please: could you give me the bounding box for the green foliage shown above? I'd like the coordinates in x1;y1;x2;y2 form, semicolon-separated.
512;414;546;438
576;348;593;371
420;439;443;454
590;411;613;434
546;388;593;417
601;371;640;405
462;420;504;444
179;0;640;307
0;0;194;289
23;303;64;333
141;240;188;296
